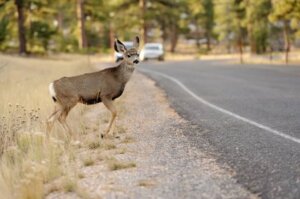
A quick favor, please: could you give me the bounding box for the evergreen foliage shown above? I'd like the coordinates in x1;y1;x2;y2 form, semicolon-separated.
0;0;298;55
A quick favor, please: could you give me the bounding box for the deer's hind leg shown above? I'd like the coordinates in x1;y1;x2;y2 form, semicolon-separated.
46;104;62;135
57;106;74;137
101;97;117;138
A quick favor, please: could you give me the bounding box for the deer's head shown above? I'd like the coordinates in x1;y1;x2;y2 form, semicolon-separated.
114;36;140;65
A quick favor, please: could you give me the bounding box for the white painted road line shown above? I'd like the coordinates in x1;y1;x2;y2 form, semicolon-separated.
140;68;300;145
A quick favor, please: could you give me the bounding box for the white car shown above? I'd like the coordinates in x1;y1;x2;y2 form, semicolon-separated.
140;43;164;61
114;41;134;62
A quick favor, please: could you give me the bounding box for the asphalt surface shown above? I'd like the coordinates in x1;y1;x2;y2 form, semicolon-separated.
138;60;300;199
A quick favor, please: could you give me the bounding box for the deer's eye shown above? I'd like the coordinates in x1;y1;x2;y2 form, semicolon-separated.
127;55;131;58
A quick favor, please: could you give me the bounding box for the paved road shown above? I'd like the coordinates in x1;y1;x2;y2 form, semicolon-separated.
138;60;300;199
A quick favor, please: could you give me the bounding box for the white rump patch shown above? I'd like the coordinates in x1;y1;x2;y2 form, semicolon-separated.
49;82;56;97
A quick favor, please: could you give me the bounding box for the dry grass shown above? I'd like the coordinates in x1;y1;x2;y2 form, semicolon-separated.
116;126;127;134
198;51;300;64
45;176;90;198
88;141;101;150
0;54;93;199
78;172;85;179
74;187;91;199
100;139;117;150
106;157;136;171
121;135;135;143
62;177;77;192
0;54;137;198
83;157;95;167
115;148;127;154
138;179;156;187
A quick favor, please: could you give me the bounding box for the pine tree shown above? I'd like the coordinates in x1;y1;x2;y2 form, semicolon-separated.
214;0;246;62
15;0;27;54
246;0;272;54
269;0;300;63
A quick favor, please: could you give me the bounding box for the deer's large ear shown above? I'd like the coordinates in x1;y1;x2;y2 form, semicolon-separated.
114;39;127;53
133;36;140;49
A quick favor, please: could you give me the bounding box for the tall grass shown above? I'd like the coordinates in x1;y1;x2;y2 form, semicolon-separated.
0;54;93;198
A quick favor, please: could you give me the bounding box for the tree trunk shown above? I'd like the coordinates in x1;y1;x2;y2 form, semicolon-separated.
109;22;114;54
161;22;168;45
170;23;178;53
248;23;256;54
283;21;290;64
226;42;231;54
139;0;147;44
195;21;200;49
237;19;244;64
238;33;244;64
15;0;27;55
238;41;243;64
206;31;211;51
76;0;87;49
57;10;64;32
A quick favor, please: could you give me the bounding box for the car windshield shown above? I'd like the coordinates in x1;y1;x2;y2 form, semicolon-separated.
125;44;133;49
123;42;133;49
145;46;160;50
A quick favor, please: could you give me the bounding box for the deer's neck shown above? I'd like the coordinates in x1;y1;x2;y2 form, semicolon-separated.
116;61;135;83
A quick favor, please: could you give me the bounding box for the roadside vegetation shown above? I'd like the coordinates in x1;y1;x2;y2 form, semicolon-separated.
0;54;136;198
0;54;90;198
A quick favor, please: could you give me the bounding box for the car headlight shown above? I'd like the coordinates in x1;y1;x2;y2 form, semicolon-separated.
140;51;145;60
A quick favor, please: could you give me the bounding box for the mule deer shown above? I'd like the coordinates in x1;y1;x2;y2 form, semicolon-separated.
46;36;140;138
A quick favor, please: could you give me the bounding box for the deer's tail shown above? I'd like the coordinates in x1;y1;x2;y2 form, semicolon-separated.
49;82;57;102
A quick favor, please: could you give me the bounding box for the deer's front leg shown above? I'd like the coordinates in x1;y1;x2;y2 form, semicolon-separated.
101;97;117;138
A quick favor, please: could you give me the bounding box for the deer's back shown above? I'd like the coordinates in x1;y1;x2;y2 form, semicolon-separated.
53;68;126;105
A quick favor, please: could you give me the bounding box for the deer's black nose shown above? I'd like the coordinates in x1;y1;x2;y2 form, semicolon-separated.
133;60;139;64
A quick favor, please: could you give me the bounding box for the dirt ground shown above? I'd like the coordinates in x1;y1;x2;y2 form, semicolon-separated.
45;63;257;199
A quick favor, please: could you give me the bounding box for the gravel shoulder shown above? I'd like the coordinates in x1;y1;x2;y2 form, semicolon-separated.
46;71;257;199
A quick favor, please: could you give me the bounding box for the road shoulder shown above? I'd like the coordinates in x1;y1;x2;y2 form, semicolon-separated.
46;72;257;199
